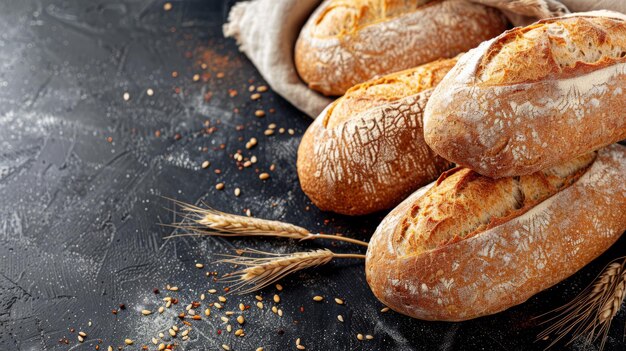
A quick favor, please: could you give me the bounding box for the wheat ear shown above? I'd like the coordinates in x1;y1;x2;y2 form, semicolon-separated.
218;249;365;294
163;198;369;247
537;256;626;350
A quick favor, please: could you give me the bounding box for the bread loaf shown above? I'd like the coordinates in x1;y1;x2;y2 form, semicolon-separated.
294;0;508;96
424;11;626;178
297;59;456;215
366;144;626;321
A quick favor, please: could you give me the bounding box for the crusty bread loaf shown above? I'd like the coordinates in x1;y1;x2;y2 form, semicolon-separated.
424;11;626;178
295;0;508;96
366;144;626;321
297;59;456;215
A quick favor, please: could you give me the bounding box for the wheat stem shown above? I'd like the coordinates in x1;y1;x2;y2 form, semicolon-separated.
217;249;365;294
163;198;369;247
537;256;626;350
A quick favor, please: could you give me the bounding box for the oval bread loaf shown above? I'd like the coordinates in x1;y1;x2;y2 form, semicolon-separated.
294;0;508;96
424;11;626;178
366;144;626;321
297;58;456;215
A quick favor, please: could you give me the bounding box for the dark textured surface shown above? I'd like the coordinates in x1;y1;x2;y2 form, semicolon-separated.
0;1;625;350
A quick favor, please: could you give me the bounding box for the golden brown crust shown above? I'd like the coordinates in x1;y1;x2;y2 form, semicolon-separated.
424;11;626;178
366;144;626;321
478;16;626;85
297;59;456;215
295;0;508;96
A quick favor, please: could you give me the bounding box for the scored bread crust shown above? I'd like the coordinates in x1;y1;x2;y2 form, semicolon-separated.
294;0;508;96
297;59;455;215
424;11;626;178
365;144;626;321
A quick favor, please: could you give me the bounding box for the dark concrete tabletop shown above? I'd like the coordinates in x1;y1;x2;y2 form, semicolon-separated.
1;1;625;350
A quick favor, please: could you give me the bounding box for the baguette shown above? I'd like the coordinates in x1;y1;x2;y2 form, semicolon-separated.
294;0;508;96
424;11;626;178
297;59;456;215
365;144;626;321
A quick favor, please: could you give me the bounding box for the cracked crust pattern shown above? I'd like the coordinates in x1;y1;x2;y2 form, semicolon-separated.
295;0;508;96
366;144;626;321
297;60;455;215
424;11;626;178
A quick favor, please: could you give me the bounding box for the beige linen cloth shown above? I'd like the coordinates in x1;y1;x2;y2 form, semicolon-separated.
223;0;626;118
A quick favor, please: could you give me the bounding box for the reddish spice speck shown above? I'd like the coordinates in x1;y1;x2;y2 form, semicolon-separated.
171;71;179;78
174;133;181;141
155;130;161;138
106;136;113;143
300;306;305;312
204;91;213;102
228;89;238;97
174;87;181;94
217;329;222;335
112;309;117;315
153;288;160;294
119;304;126;310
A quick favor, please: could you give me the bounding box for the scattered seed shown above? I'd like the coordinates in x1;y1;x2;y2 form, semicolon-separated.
125;339;134;345
172;325;179;332
273;294;280;303
255;295;263;301
209;289;217;294
245;137;257;149
234;188;241;197
237;315;245;325
215;302;223;309
256;348;264;351
366;334;374;340
288;129;295;135
151;337;158;345
169;329;176;337
168;286;179;292
158;344;165;351
78;331;87;337
181;330;189;337
381;307;390;313
259;173;270;180
192;74;200;82
204;308;211;316
271;306;278;314
296;338;301;345
123;92;130;101
297;346;305;350
141;309;152;315
251;155;258;163
278;309;283;317
200;294;206;300
334;298;344;305
163;2;172;11
165;301;172;308
108;346;114;351
201;161;210;169
357;334;364;341
215;183;225;190
218;296;227;302
217;72;225;79
222;344;231;351
337;315;344;322
221;316;229;323
256;301;264;309
257;85;268;92
239;303;245;311
77;335;84;343
147;88;154;96
225;311;235;316
158;306;165;314
279;127;285;134
264;129;274;136
251;93;261;100
255;110;265;117
313;296;323;302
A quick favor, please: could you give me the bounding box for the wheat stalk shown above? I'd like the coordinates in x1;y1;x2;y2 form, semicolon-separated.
217;249;366;294
163;198;369;247
537;256;626;350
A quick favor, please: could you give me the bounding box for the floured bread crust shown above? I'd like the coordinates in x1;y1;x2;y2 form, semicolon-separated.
297;59;456;215
366;144;626;321
295;0;508;96
424;11;626;178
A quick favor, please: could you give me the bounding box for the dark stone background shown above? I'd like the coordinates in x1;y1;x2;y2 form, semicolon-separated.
0;0;625;350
